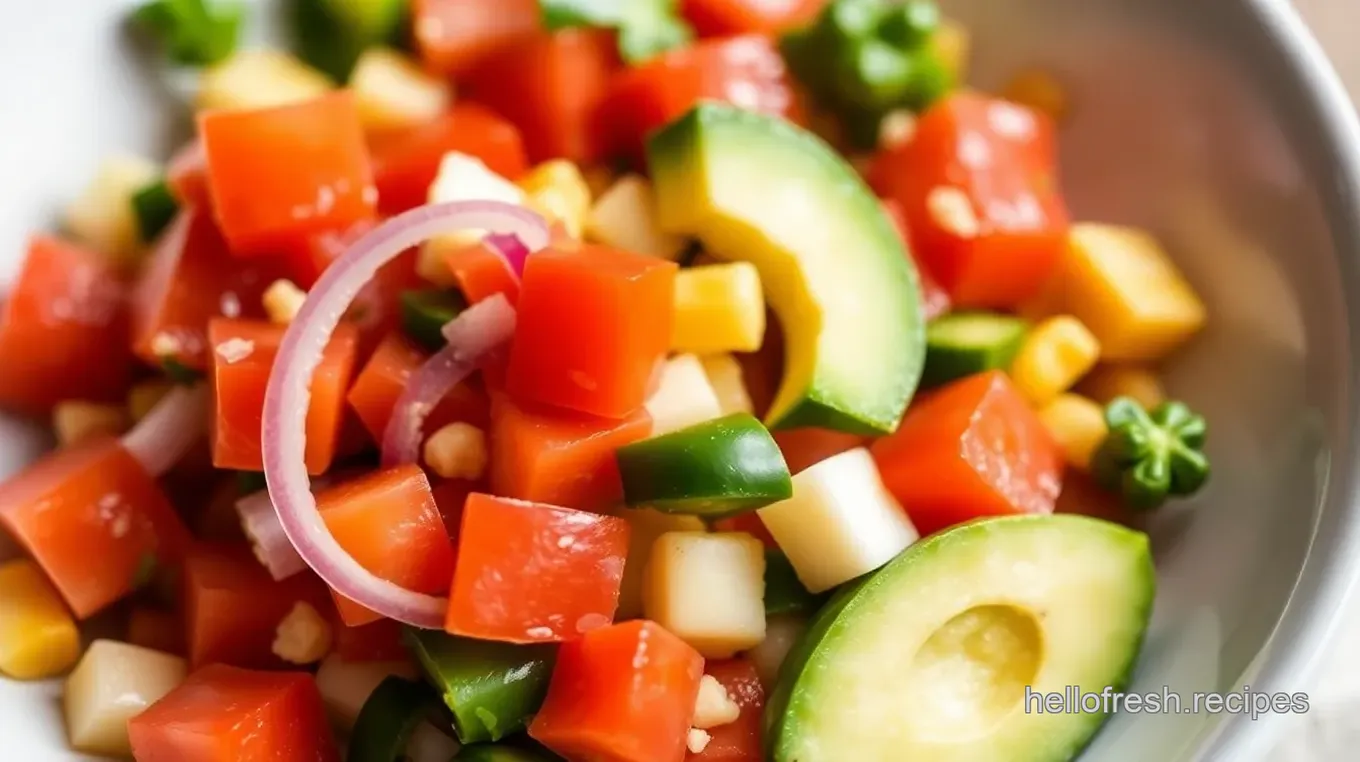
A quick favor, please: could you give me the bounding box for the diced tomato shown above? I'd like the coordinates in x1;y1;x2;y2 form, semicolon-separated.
466;29;621;164
183;544;332;669
411;0;540;79
711;513;777;549
446;493;630;643
598;35;802;166
0;235;132;414
131;208;285;370
200;92;376;257
772;427;868;475
128;607;186;656
0;437;190;618
346;331;490;442
283;218;378;290
444;240;520;306
681;0;827;36
317;466;455;627
167;140;210;208
332;618;409;662
871;371;1063;536
370;104;529;215
128;665;338;762
489;391;651;511
530;620;705;762
880;198;951;320
508;243;676;418
430;478;477;543
870;93;1069;309
687;659;764;762
207;319;359;474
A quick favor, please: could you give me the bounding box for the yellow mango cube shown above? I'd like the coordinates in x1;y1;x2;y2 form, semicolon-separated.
643;532;766;658
65;640;187;756
351;47;451;134
1077;364;1167;409
1037;393;1108;470
614;509;706;620
1009;315;1101;406
1062;224;1207;361
586;175;687;260
672;262;766;354
0;560;80;680
198;50;333;112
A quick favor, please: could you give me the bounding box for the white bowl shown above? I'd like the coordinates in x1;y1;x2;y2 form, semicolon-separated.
3;0;1360;760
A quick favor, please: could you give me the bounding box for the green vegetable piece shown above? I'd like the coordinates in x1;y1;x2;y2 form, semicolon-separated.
131;180;179;244
132;0;245;67
615;413;793;518
901;48;954;110
835;39;914;112
1091;397;1210;511
400;289;467;352
541;0;626;29
290;0;407;81
160;356;205;385
876;0;939;47
348;676;439;762
403;628;556;745
822;0;887;42
456;744;560;762
921;312;1029;388
235;470;268;495
764;549;827;616
541;0;693;64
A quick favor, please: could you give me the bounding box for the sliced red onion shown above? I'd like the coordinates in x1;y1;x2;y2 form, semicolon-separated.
238;490;307;581
121;384;208;478
484;233;531;277
381;295;515;467
263;201;549;629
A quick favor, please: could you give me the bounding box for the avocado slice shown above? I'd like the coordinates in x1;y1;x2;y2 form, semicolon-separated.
648;105;925;435
766;514;1156;761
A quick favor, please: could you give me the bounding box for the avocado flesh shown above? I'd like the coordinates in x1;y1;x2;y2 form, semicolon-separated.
648;105;925;435
767;514;1156;762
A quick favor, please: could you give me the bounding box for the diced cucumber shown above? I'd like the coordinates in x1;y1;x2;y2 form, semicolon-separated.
922;311;1028;388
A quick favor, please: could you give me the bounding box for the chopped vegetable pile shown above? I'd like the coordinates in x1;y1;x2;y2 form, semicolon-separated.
0;1;1212;760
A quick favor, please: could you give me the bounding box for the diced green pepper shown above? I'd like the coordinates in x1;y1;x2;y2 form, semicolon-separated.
922;312;1029;388
1090;397;1210;511
877;0;939;47
403;627;556;745
290;0;408;81
131;179;179;244
764;549;827;616
540;0;692;64
348;676;439;762
400;289;467;352
235;470;268;495
131;0;245;67
160;356;205;385
615;413;793;518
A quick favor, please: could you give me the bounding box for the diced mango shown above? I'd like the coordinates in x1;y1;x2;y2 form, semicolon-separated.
1037;393;1107;470
1062;224;1207;361
614;508;706;620
644;354;724;437
1009;315;1101;407
351;47;451;134
65;640;187;756
1076;364;1166;410
700;354;754;416
672;262;766;354
643;531;766;658
64;154;159;268
1003;68;1069;121
0;559;80;680
197;50;334;112
519;160;592;239
586;174;687;260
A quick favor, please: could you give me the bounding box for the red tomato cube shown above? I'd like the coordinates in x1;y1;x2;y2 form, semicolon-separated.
507;243;676;419
283;218;378;289
346;332;489;442
332;618;408;662
0;236;132;414
446;493;630;643
129;665;339;762
444;240;521;307
530;620;705;762
317;465;456;627
0;437;190;618
167;140;210;208
871;371;1064;536
200;92;376;257
411;0;540;79
680;0;826;36
871;93;1070;309
206;319;359;475
687;659;765;762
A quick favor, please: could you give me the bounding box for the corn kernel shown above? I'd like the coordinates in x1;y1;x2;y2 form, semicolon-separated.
351;47;451;134
0;559;80;680
700;354;754;416
64;154;159;268
932;19;972;83
693;674;741;729
263;279;307;325
1003;68;1069;121
1077;365;1167;410
1037;393;1108;470
53;401;128;446
272;602;333;665
1009;315;1101;406
197;50;333;112
586;175;687;260
424;422;489;481
129;380;175;422
672;263;766;354
687;729;713;754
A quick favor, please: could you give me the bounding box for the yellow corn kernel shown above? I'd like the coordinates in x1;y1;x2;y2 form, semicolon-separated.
700;354;754;416
198;50;333;112
424;422;489;481
272;602;333;665
1077;365;1166;410
64;154;159;269
692;674;741;729
586;175;687;260
263;279;307;324
1063;224;1207;361
53;401;128;446
1037;393;1108;470
0;559;80;680
351;47;451;134
128;380;175;422
672;263;766;354
932;19;972;83
1009;315;1101;406
1003;68;1068;121
519;160;592;240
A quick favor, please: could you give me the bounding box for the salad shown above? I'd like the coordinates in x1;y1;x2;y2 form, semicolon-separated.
0;0;1212;760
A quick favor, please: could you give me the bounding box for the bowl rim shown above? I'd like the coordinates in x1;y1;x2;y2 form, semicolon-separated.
1197;0;1360;759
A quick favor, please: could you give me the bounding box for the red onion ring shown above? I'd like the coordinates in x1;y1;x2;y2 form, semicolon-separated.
262;201;549;629
121;384;207;478
237;490;306;581
484;233;531;277
380;295;515;467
